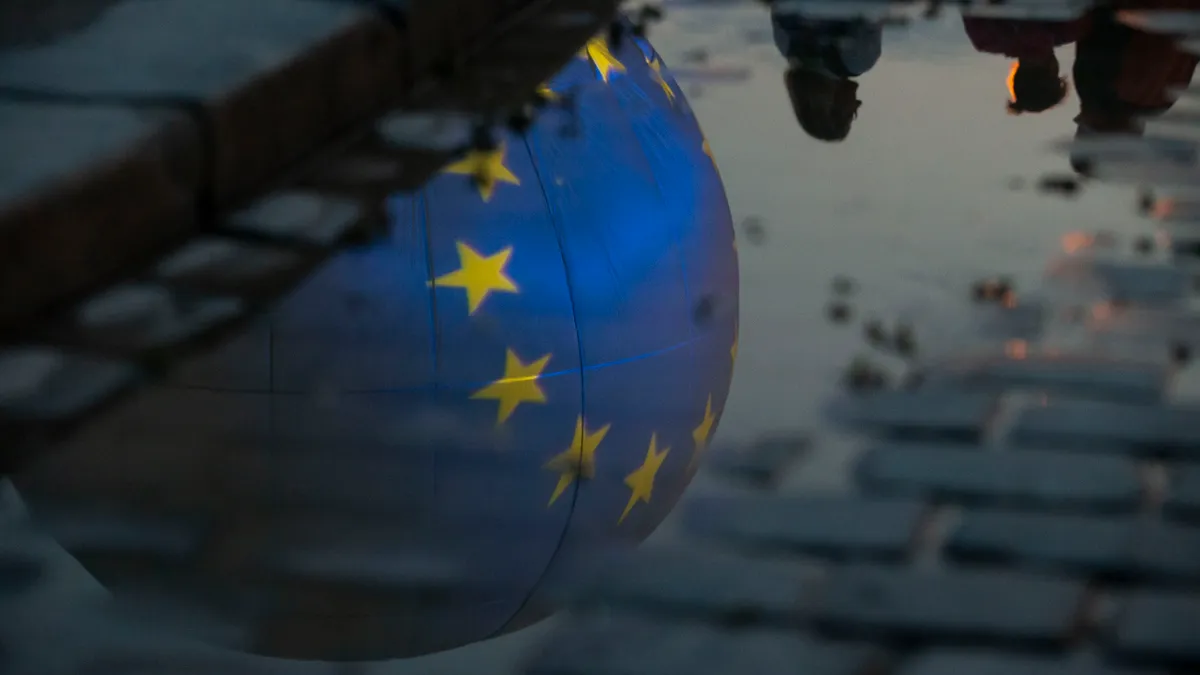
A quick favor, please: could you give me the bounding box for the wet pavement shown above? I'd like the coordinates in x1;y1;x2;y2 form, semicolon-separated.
5;0;1200;674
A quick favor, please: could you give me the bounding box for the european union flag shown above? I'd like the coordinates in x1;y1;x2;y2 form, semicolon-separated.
382;28;739;646
15;25;740;661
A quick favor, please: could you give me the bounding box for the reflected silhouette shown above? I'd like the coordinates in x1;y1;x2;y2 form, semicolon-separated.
1070;1;1200;174
771;6;882;142
961;12;1088;115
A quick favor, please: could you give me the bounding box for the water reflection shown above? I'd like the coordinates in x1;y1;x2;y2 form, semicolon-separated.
771;5;882;141
770;0;1199;147
963;11;1083;115
1071;3;1200;173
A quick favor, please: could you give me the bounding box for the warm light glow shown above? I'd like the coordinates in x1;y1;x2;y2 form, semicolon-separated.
1006;61;1020;102
1151;198;1174;220
1061;231;1094;255
1091;302;1115;322
1004;339;1028;359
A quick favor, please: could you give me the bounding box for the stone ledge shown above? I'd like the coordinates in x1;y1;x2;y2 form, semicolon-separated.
0;0;618;336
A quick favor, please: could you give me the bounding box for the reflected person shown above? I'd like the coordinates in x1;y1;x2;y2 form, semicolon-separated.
1070;0;1200;174
771;6;882;142
961;10;1090;115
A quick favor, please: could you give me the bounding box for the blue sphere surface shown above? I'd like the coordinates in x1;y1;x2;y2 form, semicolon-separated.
15;30;739;661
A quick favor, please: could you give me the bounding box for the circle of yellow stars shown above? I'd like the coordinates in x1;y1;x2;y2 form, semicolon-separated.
444;142;521;203
579;36;626;83
427;31;735;525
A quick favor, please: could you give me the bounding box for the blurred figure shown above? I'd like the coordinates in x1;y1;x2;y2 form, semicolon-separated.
772;6;883;142
1070;0;1200;174
961;11;1091;115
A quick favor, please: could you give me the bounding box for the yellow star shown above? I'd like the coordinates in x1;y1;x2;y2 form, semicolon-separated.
544;416;611;506
471;348;552;424
443;142;521;202
579;36;626;83
536;82;559;101
619;434;670;524
689;396;716;471
649;58;675;103
431;242;518;315
703;138;715;162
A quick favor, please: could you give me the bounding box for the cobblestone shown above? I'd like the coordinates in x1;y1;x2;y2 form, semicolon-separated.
681;495;924;562
223;192;369;247
840;391;1000;444
0;349;138;423
814;565;1085;648
947;511;1133;579
1009;401;1200;460
0;101;199;331
855;443;1142;511
566;546;816;625
1089;261;1190;305
0;0;403;205
1110;592;1200;667
948;510;1200;584
896;649;1165;675
706;432;812;488
50;284;244;356
1165;463;1200;521
917;355;1168;404
525;612;877;675
153;237;309;299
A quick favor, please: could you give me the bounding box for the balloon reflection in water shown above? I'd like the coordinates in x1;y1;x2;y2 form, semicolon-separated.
12;31;738;661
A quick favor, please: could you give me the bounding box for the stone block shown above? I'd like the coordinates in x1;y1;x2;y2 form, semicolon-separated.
897;648;1164;675
223;192;368;247
1110;592;1200;667
525;611;876;675
919;354;1168;404
948;510;1200;584
153;236;308;299
1165;463;1200;521
840;391;999;444
705;432;812;488
0;0;406;205
49;284;243;355
814;564;1084;648
855;443;1142;511
947;510;1134;578
1010;401;1200;460
0;101;199;330
682;495;924;562
0;348;138;423
566;546;815;625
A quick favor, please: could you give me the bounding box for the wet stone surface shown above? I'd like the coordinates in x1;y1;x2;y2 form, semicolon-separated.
813;565;1084;648
681;495;924;562
1111;592;1200;667
1166;464;1200;521
895;650;1166;675
1009;401;1200;460
919;356;1169;404
5;0;1200;674
855;443;1144;511
565;546;815;625
943;511;1200;584
706;432;812;488
837;391;1000;444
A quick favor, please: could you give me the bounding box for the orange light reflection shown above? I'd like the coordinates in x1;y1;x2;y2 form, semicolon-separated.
1004;339;1028;359
1061;231;1093;255
1006;61;1020;102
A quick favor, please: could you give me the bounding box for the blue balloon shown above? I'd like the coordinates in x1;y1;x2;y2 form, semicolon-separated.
14;30;738;661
